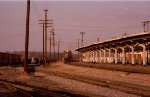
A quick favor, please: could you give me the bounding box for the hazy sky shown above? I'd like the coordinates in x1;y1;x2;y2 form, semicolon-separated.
0;0;150;53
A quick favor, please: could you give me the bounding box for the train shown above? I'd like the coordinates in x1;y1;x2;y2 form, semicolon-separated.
62;50;73;63
0;52;21;66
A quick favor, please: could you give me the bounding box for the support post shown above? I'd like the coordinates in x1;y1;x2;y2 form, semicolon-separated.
99;50;102;63
103;50;106;63
88;51;90;62
122;48;125;64
139;44;147;65
94;51;96;63
97;50;100;63
143;45;146;65
108;49;111;63
131;47;135;64
115;49;118;64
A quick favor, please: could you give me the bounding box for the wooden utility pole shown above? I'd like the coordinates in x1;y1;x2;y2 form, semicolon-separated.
39;22;45;66
57;37;60;60
52;28;56;61
42;22;45;65
24;0;30;72
143;21;150;32
80;32;85;47
97;38;100;42
49;31;52;61
39;10;53;64
78;39;80;61
44;10;48;62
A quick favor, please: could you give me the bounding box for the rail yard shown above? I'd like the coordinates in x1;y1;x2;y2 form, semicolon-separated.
0;0;150;97
0;62;150;97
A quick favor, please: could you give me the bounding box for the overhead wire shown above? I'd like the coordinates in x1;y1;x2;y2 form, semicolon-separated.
53;23;140;32
32;1;41;19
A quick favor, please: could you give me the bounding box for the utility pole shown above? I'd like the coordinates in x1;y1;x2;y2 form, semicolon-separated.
39;10;53;64
58;37;60;60
97;38;100;42
44;10;48;63
52;28;56;61
24;0;30;73
78;39;80;61
80;32;85;47
142;21;150;32
49;31;52;61
39;22;45;65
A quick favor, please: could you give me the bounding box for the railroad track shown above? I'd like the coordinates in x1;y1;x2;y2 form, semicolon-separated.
0;80;89;97
0;81;33;97
45;71;150;97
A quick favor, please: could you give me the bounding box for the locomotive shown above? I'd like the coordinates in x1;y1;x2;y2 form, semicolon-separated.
62;50;73;63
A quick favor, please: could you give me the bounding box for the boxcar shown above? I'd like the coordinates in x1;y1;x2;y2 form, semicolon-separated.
0;52;3;65
0;52;21;66
3;53;9;65
8;54;13;65
12;54;16;64
16;54;21;64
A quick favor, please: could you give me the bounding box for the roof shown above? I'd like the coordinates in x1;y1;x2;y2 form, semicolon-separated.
76;31;150;51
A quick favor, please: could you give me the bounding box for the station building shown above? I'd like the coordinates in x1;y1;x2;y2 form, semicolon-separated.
76;32;150;65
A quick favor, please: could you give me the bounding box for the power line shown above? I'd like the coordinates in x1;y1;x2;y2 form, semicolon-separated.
44;0;48;9
32;1;41;19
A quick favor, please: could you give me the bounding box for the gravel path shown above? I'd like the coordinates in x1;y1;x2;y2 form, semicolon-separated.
44;74;139;97
35;62;150;97
45;62;150;87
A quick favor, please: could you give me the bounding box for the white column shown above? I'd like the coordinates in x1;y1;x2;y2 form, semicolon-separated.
131;47;135;64
103;50;106;63
81;52;83;62
90;51;93;62
82;52;85;62
122;48;125;64
108;49;111;63
115;49;118;64
93;51;96;62
88;51;90;62
99;50;102;63
95;50;97;62
96;50;98;62
85;52;88;62
143;45;146;65
97;50;100;63
143;46;146;65
139;44;147;65
89;51;91;62
92;51;94;62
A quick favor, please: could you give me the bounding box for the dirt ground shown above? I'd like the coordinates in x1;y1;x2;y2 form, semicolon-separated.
69;62;150;74
0;62;150;97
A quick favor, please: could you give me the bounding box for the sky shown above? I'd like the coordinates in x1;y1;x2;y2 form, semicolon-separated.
0;0;150;53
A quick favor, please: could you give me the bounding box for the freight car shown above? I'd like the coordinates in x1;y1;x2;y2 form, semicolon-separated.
0;52;21;66
0;52;3;65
